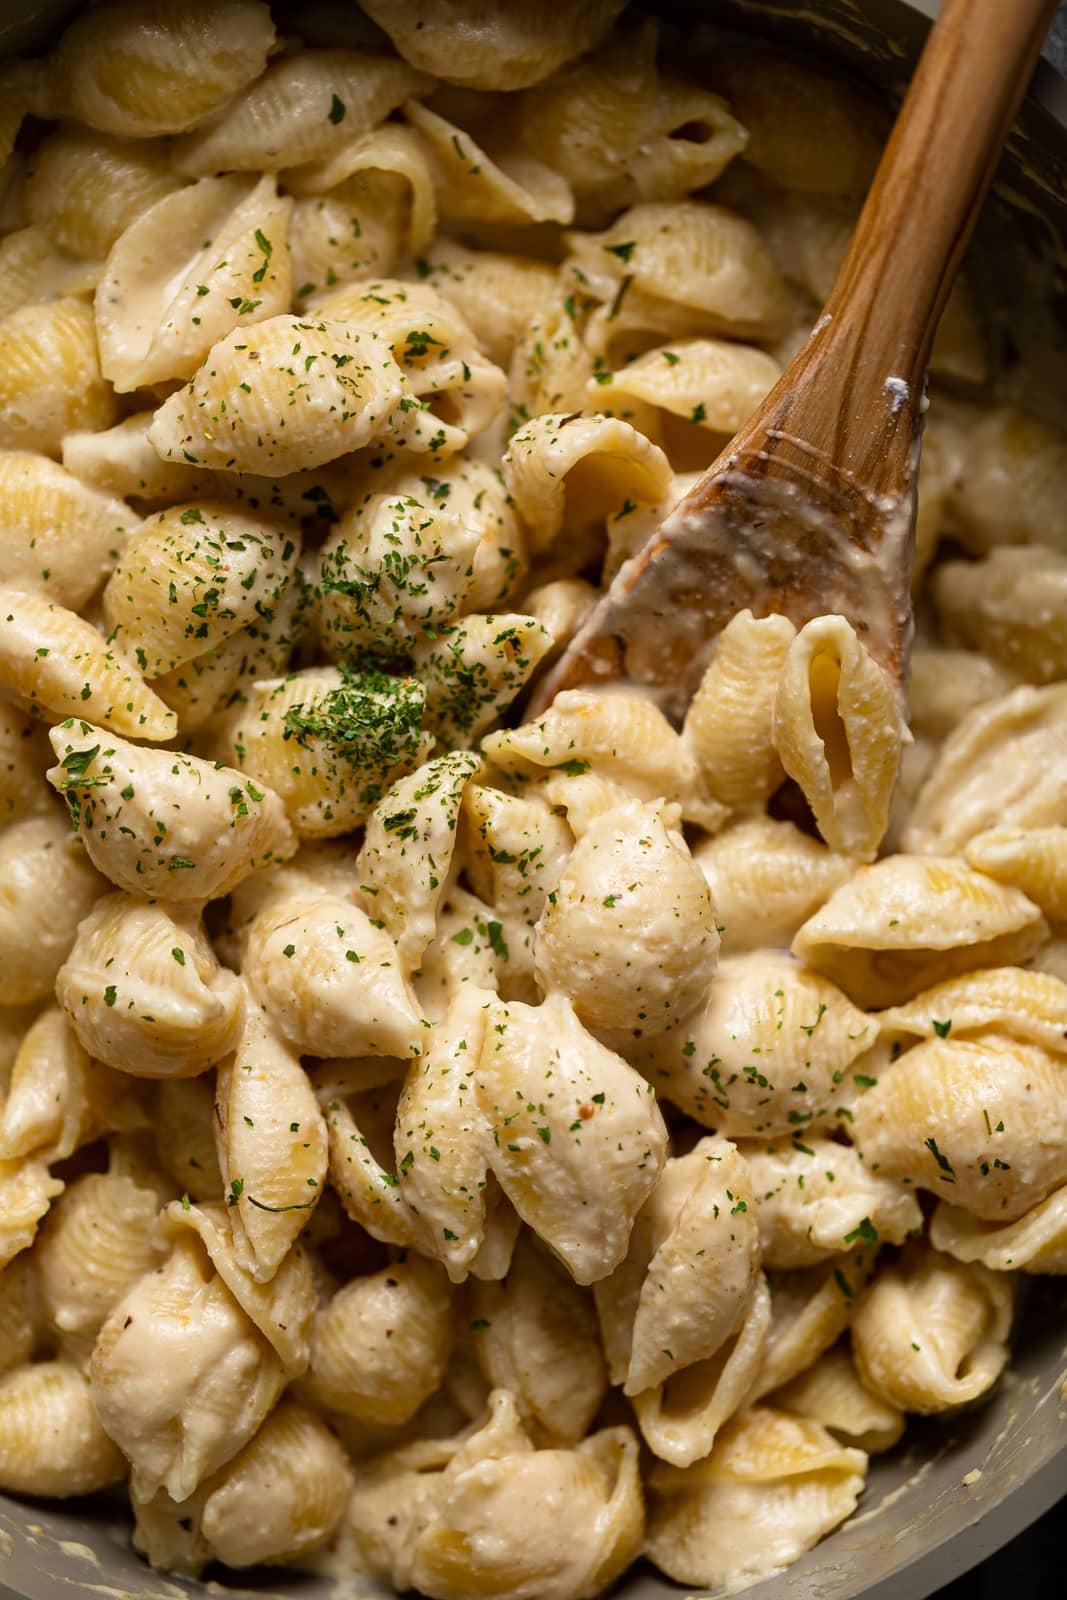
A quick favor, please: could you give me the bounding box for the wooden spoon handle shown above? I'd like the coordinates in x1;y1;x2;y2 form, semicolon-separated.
727;0;1058;497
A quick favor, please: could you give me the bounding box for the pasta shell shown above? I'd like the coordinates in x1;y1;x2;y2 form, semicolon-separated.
692;816;856;956
602;338;779;440
682;610;795;808
37;1169;165;1342
287;120;436;252
907;646;1020;743
102;500;299;677
25;127;180;261
742;1138;921;1269
945;405;1067;556
47;721;296;900
0;589;175;739
966;825;1067;923
173;50;432;175
150;577;302;731
476;991;668;1284
931;1187;1067;1275
645;1407;867;1591
0;60;50;168
535;794;718;1046
0;1255;38;1379
152;1078;223;1204
0;701;51;826
470;1231;606;1446
0;1360;126;1497
880;965;1067;1055
416;613;554;749
792;853;1047;1008
243;889;427;1060
0;1158;65;1272
772;1341;904;1454
54;0;276;138
0;450;131;610
89;1231;286;1502
0;811;104;1006
199;1400;354;1569
903;683;1067;855
640;951;872;1139
461;783;573;983
419;239;557;366
404;99;574;227
98;175;293;392
56;893;243;1079
361;0;626;90
851;1242;1013;1413
0;227;98;322
301;1253;455;1425
935;545;1067;685
0;297;118;455
358;750;479;975
851;1031;1067;1221
215;1002;327;1282
149;315;407;477
0;1007;127;1165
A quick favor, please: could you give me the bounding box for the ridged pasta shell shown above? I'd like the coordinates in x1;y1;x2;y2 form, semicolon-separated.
931;1186;1067;1275
0;227;99;322
742;1138;921;1269
173;50;432;175
301;1254;454;1425
361;0;626;90
0;589;175;738
851;1243;1014;1413
792;853;1047;1008
419;240;557;366
0;702;54;824
148;315;407;476
966;825;1067;923
97;176;293;392
199;1400;354;1569
89;1231;286;1502
152;1078;223;1203
0;1255;38;1379
535;794;717;1046
852;1030;1067;1221
470;1231;606;1446
243;889;427;1060
215;1002;327;1282
0;1007;126;1165
944;405;1067;556
47;721;297;901
640;951;872;1139
460;783;573;982
56;893;243;1079
25;127;180;261
38;1170;164;1340
54;0;276;138
903;684;1067;855
0;811;104;1006
906;647;1020;743
404;99;574;227
416;612;555;749
0;297;118;455
880;965;1067;1055
692;816;856;956
476;991;668;1284
0;450;130;610
220;666;433;836
602;338;779;438
753;1254;878;1404
150;577;302;731
102;500;299;677
773;1341;904;1454
645;1406;867;1591
683;610;795;808
0;1359;126;1496
933;545;1067;684
0;1157;64;1272
287;121;436;251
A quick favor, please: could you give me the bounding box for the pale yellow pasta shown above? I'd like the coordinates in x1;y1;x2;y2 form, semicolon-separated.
476;991;667;1284
214;1003;327;1282
944;405;1067;556
404;99;574;228
149;315;408;476
54;0;276;139
852;1030;1067;1220
682;610;795;808
750;1252;877;1401
0;1007;127;1166
460;783;573;986
361;0;626;90
880;966;1067;1056
98;175;293;393
285;122;436;264
692;816;856;955
598;338;779;442
0;1158;65;1271
907;647;1020;742
37;1167;165;1349
743;1138;921;1270
773;614;905;860
965;826;1067;923
851;1243;1013;1413
152;1078;224;1204
645;1407;867;1592
509;298;598;422
348;1390;643;1600
0;1360;127;1497
0;1256;38;1379
56;894;242;1080
0;450;130;610
46;723;297;900
301;1253;455;1425
0;811;104;1007
639;951;872;1138
931;1187;1067;1274
904;684;1067;854
89;1230;286;1502
0;226;98;323
173;50;432;176
933;545;1067;684
25;127;180;262
0;297;118;456
772;1342;905;1454
418;240;557;367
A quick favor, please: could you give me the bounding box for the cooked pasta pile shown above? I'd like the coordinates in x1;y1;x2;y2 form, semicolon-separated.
1;2;1066;1595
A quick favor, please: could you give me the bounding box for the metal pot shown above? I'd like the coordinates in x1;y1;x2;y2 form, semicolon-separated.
1;4;1066;1598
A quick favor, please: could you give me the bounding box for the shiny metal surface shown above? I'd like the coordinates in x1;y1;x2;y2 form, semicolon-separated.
0;3;1065;1598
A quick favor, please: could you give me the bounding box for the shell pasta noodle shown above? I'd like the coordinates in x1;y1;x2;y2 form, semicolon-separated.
0;2;1066;1597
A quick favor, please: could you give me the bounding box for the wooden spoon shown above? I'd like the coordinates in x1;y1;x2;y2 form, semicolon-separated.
529;0;1057;723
